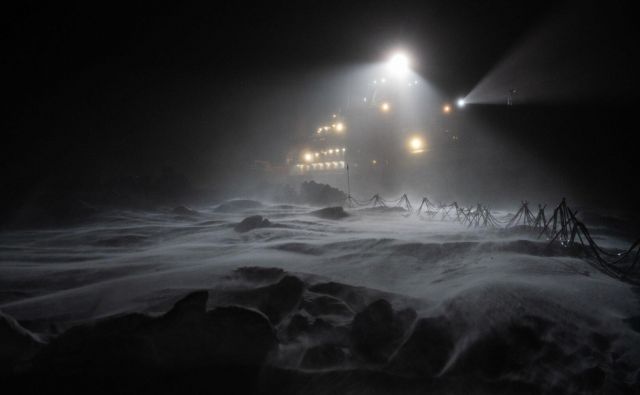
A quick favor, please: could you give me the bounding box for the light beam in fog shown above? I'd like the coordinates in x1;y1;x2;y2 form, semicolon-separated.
464;3;636;105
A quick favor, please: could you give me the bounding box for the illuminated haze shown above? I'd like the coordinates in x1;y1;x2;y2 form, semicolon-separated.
3;1;639;219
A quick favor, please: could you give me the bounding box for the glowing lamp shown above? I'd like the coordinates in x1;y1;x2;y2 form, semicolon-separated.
408;136;425;154
387;52;410;75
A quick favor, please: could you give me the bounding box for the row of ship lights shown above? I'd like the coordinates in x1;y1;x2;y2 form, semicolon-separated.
317;114;344;134
297;146;346;171
296;161;346;171
303;147;346;162
317;122;344;134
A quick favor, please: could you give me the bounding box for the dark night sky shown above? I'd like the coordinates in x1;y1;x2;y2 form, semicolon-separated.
3;0;639;210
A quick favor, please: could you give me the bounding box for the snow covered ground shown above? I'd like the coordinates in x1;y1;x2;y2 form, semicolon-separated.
1;199;639;392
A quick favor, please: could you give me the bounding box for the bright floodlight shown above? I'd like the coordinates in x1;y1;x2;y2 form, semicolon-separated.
303;152;313;162
380;102;390;112
410;137;422;150
457;98;466;108
443;104;451;114
387;52;409;75
408;136;425;154
335;122;344;132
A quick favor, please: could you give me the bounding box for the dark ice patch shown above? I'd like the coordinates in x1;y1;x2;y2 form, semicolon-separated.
0;311;43;373
233;266;286;283
350;299;417;364
225;276;305;324
309;281;370;311
310;206;349;220
300;344;346;369
301;294;354;317
234;215;272;233
388;316;453;377
21;291;277;393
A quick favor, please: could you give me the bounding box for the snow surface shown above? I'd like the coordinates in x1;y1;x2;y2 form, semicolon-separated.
1;200;639;380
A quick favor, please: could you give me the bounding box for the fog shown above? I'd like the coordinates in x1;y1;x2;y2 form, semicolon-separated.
3;2;640;393
2;202;636;324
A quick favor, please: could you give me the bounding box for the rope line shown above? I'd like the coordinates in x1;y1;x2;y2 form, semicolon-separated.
343;193;640;285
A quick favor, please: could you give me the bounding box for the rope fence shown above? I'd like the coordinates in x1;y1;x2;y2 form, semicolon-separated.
344;193;640;285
